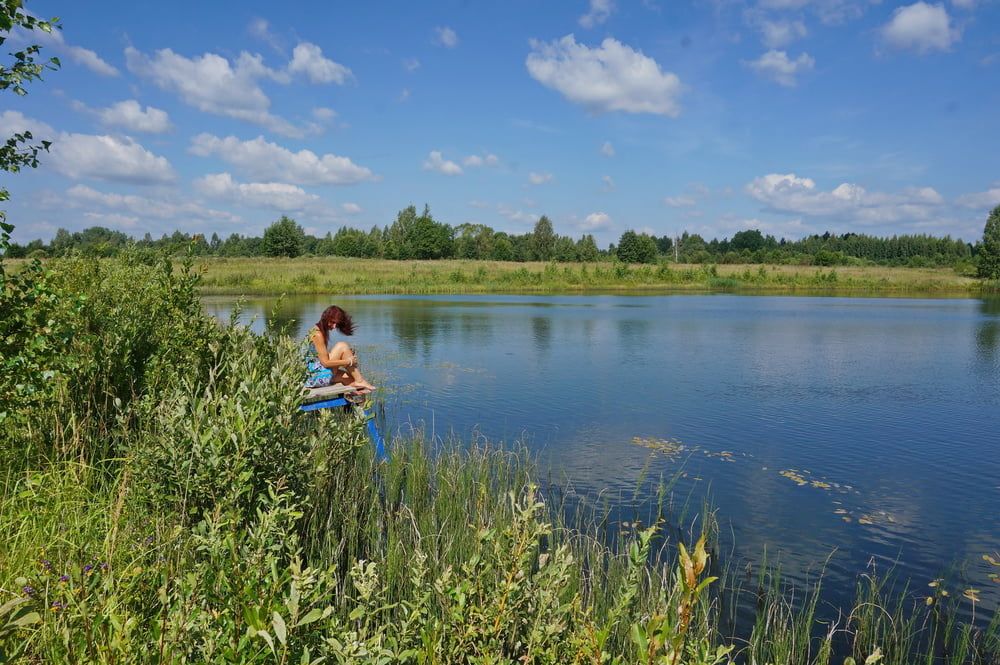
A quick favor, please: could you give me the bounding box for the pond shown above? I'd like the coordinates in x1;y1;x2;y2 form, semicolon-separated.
205;293;1000;617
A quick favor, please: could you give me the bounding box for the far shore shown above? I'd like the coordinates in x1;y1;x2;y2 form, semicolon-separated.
189;257;989;297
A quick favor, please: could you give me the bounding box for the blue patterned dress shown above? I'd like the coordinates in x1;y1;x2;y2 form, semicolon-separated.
304;326;334;388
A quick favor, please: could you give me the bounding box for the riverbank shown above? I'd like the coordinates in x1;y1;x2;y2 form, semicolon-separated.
193;257;986;296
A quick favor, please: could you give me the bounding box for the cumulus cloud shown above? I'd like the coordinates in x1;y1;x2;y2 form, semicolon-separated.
601;141;615;157
582;212;612;230
66;184;240;224
423;151;463;175
526;35;683;117
288;43;353;84
746;173;946;226
190;133;376;185
528;172;553;185
96;100;172;133
579;0;616;28
312;107;336;120
125;46;309;137
745;50;815;86
0;111;175;185
664;195;696;207
342;202;362;214
434;26;459;48
882;2;959;53
957;184;1000;209
402;57;421;72
0;110;55;138
463;153;500;167
601;175;616;191
497;204;537;223
195;172;323;212
49;133;175;185
756;19;808;48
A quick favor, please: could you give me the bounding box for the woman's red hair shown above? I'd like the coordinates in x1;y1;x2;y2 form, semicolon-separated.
316;305;354;344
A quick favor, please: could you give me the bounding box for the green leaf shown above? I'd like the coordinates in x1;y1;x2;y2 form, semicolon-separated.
295;607;325;627
272;611;286;645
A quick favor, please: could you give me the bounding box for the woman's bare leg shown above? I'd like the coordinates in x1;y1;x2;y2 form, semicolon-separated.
330;342;375;391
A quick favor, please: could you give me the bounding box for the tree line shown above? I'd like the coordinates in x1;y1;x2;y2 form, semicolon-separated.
6;203;999;273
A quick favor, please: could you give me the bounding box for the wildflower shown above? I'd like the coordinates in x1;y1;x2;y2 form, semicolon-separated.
83;564;94;575
143;535;155;546
100;562;109;571
22;585;36;597
39;558;54;573
58;574;69;584
50;601;65;612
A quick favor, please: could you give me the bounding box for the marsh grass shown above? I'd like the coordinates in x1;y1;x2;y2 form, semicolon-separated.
189;257;982;297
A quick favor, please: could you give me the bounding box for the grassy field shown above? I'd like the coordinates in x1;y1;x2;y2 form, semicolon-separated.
192;257;986;296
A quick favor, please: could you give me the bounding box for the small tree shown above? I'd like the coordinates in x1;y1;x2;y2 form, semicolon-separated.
616;230;658;264
530;216;556;261
977;205;1000;280
262;216;305;257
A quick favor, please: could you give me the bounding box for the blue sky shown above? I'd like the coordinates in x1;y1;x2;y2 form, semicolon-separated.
3;0;999;246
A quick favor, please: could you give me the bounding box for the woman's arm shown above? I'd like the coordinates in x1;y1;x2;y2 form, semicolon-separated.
311;330;354;369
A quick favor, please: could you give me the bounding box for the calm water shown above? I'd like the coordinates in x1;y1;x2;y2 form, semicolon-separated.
205;293;1000;615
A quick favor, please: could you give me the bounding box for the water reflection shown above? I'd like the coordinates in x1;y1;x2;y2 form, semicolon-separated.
204;293;1000;618
976;297;1000;361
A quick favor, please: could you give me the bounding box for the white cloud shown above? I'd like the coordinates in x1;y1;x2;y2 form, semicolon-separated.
582;212;612;230
757;19;808;48
746;173;947;226
463;153;500;167
398;88;412;103
2;111;174;184
53;133;175;185
528;172;553;185
957;185;1000;209
194;172;322;212
579;0;616;28
526;35;683;116
27;27;119;76
434;26;459;48
125;46;308;138
342;202;362;214
402;57;421;71
66;184;240;224
312;107;336;120
665;196;696;207
82;211;140;228
0;110;55;138
190;133;376;185
288;43;353;84
882;2;959;53
97;100;172;133
423;150;463;176
601;141;615;157
745;50;815;86
601;175;616;191
497;204;537;223
248;18;283;53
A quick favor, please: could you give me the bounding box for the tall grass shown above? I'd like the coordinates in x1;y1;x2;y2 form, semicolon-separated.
189;257;984;297
1;253;997;663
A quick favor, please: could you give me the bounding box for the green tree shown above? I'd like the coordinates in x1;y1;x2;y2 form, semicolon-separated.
977;205;1000;280
262;216;305;257
1;3;74;425
731;229;765;252
530;215;556;261
616;230;658;264
576;234;599;262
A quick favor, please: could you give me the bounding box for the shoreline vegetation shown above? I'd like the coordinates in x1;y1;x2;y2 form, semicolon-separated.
190;257;990;297
3;253;999;663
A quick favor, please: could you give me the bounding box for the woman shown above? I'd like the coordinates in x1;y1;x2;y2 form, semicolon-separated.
305;305;375;393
